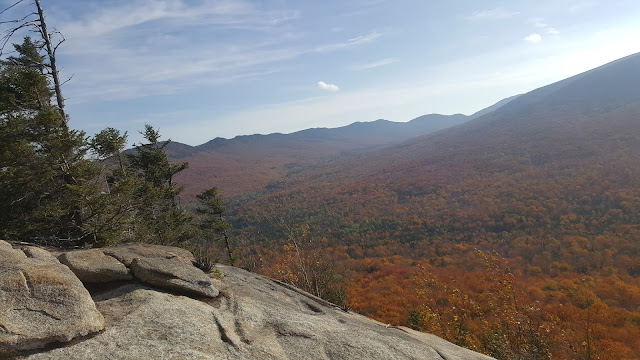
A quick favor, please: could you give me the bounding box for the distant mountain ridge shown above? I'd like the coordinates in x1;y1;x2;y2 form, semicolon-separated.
230;51;640;237
394;52;640;161
166;113;471;159
468;94;520;118
165;95;520;160
163;52;640;357
220;53;640;357
169;96;518;196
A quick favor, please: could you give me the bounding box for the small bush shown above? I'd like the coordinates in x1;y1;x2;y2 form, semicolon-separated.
190;244;219;273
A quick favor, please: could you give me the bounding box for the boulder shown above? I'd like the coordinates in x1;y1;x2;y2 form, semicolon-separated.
0;241;104;355
102;243;195;266
21;247;59;264
130;257;219;298
3;242;493;359
59;249;132;283
22;265;494;360
0;240;14;249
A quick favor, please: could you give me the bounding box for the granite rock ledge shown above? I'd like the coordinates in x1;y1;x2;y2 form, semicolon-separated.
0;240;494;360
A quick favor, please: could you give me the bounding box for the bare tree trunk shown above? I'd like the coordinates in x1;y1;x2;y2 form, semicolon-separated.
222;229;234;265
34;0;66;122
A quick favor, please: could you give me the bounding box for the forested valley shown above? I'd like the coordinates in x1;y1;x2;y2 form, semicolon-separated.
201;54;640;359
2;11;640;359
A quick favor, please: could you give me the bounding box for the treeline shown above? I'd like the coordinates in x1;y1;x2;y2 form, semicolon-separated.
0;37;231;265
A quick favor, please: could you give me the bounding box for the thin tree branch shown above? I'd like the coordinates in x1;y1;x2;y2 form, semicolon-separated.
60;73;73;86
0;23;30;55
52;33;64;54
0;0;27;16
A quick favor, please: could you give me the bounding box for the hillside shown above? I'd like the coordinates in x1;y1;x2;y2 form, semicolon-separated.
221;53;640;358
231;53;640;234
169;106;518;196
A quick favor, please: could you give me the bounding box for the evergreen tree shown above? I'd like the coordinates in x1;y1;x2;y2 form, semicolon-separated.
126;125;192;245
0;38;102;246
90;127;127;164
1;0;69;119
88;127;139;244
196;187;233;264
0;37;50;114
0;37;228;249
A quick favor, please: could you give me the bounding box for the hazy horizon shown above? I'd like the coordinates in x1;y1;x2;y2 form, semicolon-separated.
3;0;640;145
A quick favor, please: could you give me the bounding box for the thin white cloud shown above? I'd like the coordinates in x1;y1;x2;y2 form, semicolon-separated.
106;22;640;146
529;18;560;36
51;1;385;103
56;0;301;85
546;27;560;35
530;18;548;28
469;8;520;20
569;1;598;13
62;39;300;103
315;31;382;53
317;81;340;92
524;33;543;43
351;57;398;71
61;0;299;37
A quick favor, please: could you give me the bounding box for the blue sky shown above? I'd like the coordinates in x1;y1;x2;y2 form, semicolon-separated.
3;0;640;145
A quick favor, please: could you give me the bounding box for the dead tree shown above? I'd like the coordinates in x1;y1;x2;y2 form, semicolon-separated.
1;0;68;122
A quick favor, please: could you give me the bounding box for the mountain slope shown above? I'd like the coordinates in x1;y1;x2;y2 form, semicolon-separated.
223;53;640;358
170;95;520;197
466;94;521;119
172;113;479;196
230;52;640;272
314;53;640;181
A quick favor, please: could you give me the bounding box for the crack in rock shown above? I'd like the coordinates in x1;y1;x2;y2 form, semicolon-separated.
434;348;449;360
213;314;238;349
13;308;63;321
20;270;33;297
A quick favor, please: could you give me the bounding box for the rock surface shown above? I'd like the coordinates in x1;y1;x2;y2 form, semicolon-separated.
58;249;132;283
102;243;195;266
1;241;493;359
19;263;494;360
0;241;105;356
130;257;219;298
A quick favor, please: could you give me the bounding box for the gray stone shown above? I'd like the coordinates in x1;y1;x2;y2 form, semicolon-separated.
102;243;195;266
0;244;28;263
21;246;60;264
130;257;219;298
0;240;13;249
0;245;104;355
22;265;493;360
59;249;132;283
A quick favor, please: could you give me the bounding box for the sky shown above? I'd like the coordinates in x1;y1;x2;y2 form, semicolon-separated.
2;0;640;146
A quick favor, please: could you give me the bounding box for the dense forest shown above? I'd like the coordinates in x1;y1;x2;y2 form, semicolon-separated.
2;7;640;359
215;54;640;359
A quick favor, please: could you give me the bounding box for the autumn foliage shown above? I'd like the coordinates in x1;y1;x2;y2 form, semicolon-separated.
176;57;640;359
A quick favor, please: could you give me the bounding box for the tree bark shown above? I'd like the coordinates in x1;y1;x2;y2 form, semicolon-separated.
222;229;234;265
34;0;66;122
